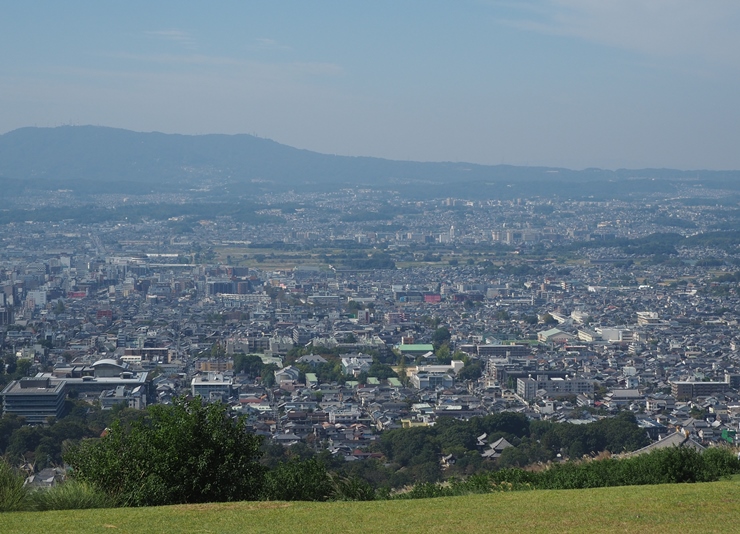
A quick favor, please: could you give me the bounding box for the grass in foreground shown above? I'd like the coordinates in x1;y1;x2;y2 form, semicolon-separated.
3;480;740;534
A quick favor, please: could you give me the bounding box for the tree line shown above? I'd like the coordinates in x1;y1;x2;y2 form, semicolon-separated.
1;398;737;511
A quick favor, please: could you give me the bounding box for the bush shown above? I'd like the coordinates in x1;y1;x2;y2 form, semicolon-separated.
261;458;333;501
330;474;376;501
65;397;265;507
701;447;740;481
0;460;29;512
389;447;740;500
29;480;116;511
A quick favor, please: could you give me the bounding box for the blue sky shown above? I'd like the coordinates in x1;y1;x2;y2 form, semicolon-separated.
2;1;739;170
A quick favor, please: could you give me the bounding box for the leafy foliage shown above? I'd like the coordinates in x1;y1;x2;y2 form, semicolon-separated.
0;405;136;469
28;480;116;511
431;327;451;348
457;360;483;381
375;412;649;484
261;458;334;501
233;353;268;376
0;459;29;512
65;397;265;507
394;447;740;499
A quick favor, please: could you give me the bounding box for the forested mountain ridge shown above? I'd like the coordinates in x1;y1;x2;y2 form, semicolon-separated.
2;126;740;199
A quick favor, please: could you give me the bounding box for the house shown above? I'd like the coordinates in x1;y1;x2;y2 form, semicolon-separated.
397;344;435;357
481;437;514;459
621;430;704;458
24;467;66;489
296;354;328;366
341;353;373;376
99;384;147;410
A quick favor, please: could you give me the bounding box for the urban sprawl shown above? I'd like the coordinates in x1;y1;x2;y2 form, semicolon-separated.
3;189;740;470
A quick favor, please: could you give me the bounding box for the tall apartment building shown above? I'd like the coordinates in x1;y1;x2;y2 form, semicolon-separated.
517;375;594;400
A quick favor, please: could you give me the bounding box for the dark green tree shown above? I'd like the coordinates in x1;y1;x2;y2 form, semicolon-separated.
435;344;452;365
65;397;265;506
457;361;483;381
432;327;451;349
234;354;265;376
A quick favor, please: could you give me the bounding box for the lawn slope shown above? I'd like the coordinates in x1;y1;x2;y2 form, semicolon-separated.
5;480;739;533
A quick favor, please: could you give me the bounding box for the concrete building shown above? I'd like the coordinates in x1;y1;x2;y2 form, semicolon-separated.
191;372;233;399
2;377;67;423
670;381;729;401
517;375;594;400
411;372;454;390
42;360;149;396
99;385;147;410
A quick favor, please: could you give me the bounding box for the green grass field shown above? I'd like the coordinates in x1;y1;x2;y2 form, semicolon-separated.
4;480;740;533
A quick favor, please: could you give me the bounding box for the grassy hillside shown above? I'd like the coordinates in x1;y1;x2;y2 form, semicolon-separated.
4;480;740;533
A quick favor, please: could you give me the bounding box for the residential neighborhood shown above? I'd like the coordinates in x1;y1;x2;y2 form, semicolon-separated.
3;190;740;468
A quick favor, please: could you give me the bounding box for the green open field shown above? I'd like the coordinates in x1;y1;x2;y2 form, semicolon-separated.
4;480;740;533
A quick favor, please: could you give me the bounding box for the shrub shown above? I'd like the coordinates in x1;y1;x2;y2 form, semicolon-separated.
65;397;265;507
330;474;376;501
700;447;740;481
387;446;740;500
261;458;333;501
0;460;29;512
29;480;116;511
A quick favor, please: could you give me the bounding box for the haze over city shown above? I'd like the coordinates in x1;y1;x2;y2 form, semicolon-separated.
2;1;740;170
6;2;740;527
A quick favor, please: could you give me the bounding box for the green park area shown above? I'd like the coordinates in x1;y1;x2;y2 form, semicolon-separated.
3;480;740;534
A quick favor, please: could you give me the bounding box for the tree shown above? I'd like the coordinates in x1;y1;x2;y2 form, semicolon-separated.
432;327;451;348
16;360;32;378
261;364;278;387
65;397;265;506
435;345;452;365
234;354;265;376
4;354;17;375
367;362;398;380
210;342;226;358
457;361;483;381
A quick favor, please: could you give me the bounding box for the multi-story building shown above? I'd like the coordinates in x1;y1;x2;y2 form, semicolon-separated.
517;375;594;400
191;372;233;399
1;377;67;423
670;381;729;401
194;359;234;373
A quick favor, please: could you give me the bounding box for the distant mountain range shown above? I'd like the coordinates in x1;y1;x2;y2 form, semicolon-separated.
1;125;739;200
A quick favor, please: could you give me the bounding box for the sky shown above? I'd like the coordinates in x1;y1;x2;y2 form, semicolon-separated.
2;1;740;170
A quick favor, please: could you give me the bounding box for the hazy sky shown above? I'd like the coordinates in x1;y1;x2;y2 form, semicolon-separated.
2;1;739;170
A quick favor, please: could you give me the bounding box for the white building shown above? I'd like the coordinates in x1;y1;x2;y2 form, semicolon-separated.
191;372;233;399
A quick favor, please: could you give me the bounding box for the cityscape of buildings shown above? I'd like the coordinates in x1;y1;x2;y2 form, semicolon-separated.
3;188;740;460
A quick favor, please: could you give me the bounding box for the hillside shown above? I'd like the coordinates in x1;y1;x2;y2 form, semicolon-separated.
4;480;739;533
0;126;561;188
2;126;740;199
